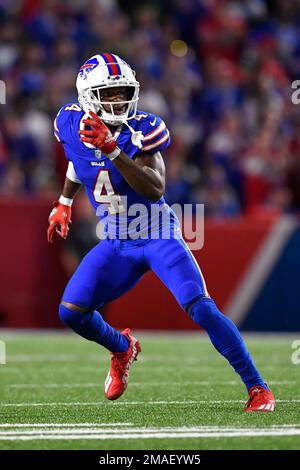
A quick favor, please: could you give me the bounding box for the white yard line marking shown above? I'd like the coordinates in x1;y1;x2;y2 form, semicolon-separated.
0;427;300;441
11;354;281;366
0;426;299;433
6;354;222;363
8;383;101;388
0;424;297;429
0;430;152;435
0;423;133;428
0;399;299;407
6;354;86;362
6;380;295;389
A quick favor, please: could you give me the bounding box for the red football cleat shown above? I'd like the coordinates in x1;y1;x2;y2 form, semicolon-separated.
245;385;276;412
104;328;141;401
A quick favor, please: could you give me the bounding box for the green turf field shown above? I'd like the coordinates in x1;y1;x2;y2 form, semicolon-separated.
0;332;299;450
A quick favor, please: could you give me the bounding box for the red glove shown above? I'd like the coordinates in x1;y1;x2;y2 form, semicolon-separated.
79;111;117;155
47;201;72;243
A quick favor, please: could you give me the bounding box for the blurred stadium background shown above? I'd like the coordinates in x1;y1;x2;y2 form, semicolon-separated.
1;0;300;332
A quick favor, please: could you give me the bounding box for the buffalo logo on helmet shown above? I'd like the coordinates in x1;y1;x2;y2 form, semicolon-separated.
78;57;99;77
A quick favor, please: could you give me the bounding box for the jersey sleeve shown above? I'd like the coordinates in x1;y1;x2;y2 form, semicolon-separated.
140;115;171;154
53;103;84;163
53;107;68;144
53;103;82;145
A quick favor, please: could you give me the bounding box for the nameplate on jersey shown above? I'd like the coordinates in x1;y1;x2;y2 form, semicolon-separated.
91;161;105;166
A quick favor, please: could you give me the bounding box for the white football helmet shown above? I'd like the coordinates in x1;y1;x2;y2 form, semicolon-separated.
76;53;139;126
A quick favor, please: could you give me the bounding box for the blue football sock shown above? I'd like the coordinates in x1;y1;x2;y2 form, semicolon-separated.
188;297;269;392
59;304;129;353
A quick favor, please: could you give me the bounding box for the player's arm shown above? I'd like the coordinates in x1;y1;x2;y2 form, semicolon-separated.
79;112;165;201
61;174;82;201
112;151;165;201
47;163;82;243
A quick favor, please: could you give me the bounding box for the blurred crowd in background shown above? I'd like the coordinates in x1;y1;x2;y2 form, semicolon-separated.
1;0;300;219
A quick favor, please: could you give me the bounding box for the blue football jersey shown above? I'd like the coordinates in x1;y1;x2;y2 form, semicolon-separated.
54;103;179;239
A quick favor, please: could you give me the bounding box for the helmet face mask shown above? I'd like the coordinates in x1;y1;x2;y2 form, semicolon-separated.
76;54;140;126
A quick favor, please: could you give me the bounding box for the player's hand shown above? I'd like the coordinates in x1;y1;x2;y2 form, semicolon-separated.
79;111;117;155
47;201;72;243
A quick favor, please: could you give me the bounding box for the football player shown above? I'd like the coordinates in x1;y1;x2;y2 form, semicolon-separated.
48;53;275;412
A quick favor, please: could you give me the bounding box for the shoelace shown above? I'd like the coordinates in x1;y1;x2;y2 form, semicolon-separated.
250;388;262;396
246;388;263;407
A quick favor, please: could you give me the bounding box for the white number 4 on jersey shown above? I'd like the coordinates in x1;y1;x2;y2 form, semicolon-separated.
93;170;125;214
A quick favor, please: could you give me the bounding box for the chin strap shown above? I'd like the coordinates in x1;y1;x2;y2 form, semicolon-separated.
121;120;144;149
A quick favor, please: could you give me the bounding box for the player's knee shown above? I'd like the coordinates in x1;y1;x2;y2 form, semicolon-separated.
61;301;88;312
176;281;204;310
187;296;221;328
59;303;85;327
